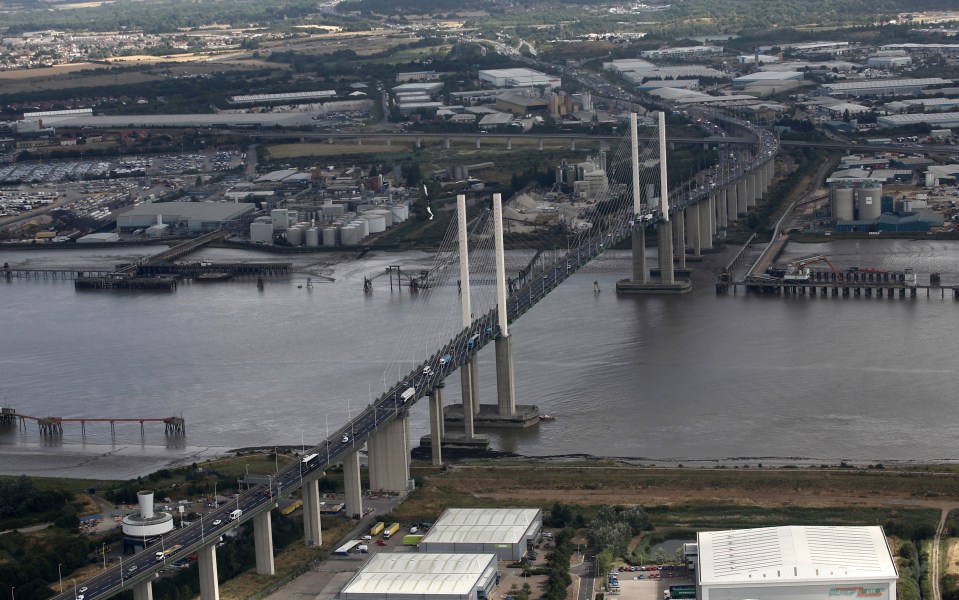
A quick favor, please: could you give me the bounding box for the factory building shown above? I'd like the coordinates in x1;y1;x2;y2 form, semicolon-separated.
117;202;254;232
820;78;953;97
340;553;498;600
494;91;548;115
876;112;959;129
419;508;542;561
477;68;561;89
692;526;898;600
122;491;174;554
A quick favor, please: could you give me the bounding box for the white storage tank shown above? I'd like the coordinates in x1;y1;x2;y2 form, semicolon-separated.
350;219;370;239
389;203;410;222
286;225;304;246
925;172;936;188
322;227;339;247
858;181;883;220
305;227;320;247
341;224;359;246
832;183;855;221
372;208;394;227
363;213;387;234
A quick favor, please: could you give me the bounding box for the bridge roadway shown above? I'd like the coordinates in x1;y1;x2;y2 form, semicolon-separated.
51;118;777;600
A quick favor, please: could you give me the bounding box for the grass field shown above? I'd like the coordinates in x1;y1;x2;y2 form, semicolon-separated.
0;71;161;94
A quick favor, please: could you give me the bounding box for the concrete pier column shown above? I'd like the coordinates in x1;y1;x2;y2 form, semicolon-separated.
415;137;421;148
386;137;391;146
737;179;748;213
539;139;544;151
475;137;481;149
428;388;443;466
492;193;516;416
658;222;675;284
673;209;686;268
343;450;363;518
700;198;713;250
253;510;275;575
302;477;322;546
726;185;738;220
752;170;761;201
133;580;153;600
570;140;576;151
632;228;647;283
198;544;219;600
445;138;450;149
688;204;701;256
367;414;409;492
506;138;512;150
495;335;516;415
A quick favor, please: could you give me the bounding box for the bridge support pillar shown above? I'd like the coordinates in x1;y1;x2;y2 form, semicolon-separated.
386;137;391;146
658;221;675;285
726;185;738;220
700;197;713;250
570;141;576;151
744;175;756;208
632;228;647;283
198;544;219;600
302;477;322;546
751;171;760;202
539;139;544;151
495;335;516;415
253;509;275;575
673;209;686;268
688;204;701;256
416;137;421;148
368;414;410;492
737;179;748;213
343;450;363;518
328;137;333;145
507;137;512;150
445;138;451;149
357;138;362;145
133;580;153;600
475;137;481;149
765;160;773;193
460;361;477;434
456;194;476;440
428;388;443;466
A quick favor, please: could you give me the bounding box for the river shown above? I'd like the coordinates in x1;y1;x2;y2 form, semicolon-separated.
1;239;958;479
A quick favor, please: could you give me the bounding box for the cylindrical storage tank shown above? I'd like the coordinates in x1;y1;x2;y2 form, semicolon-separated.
858;181;882;220
832;184;854;221
341;225;359;246
322;227;338;247
389;203;409;222
925;172;935;188
287;226;304;246
363;214;386;234
350;219;370;238
305;227;319;247
138;490;155;519
373;209;393;227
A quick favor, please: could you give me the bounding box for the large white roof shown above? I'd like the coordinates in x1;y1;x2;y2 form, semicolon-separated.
341;553;496;597
697;526;898;586
422;508;541;545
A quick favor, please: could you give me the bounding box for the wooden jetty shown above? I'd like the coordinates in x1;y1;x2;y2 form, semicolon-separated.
1;407;185;436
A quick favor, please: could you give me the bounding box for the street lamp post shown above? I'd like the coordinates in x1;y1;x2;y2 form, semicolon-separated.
101;543;106;570
71;579;77;600
58;564;63;593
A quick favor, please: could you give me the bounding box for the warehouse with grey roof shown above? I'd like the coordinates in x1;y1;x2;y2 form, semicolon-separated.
116;202;254;232
692;526;898;600
340;553;498;600
418;508;542;561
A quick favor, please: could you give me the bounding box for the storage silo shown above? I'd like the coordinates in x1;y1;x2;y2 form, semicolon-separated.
350;219;370;238
341;224;359;246
373;209;394;227
858;181;883;220
322;226;338;247
389;203;409;222
363;213;387;234
832;183;855;221
305;227;320;247
286;226;304;246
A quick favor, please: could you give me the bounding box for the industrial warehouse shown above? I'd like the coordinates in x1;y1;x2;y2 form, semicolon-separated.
690;526;898;600
339;553;498;600
116;202;255;233
418;508;542;561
